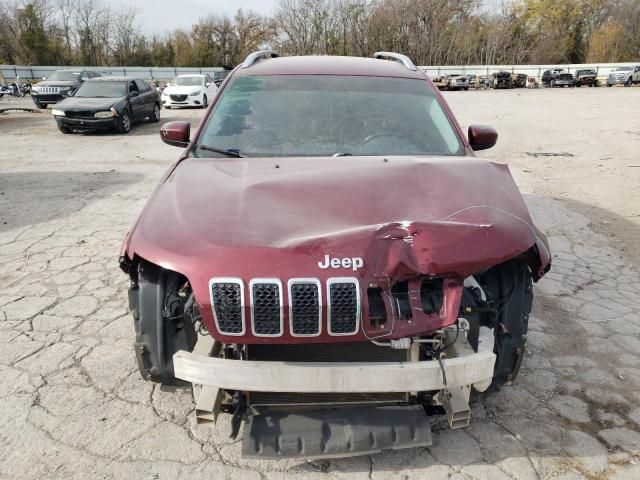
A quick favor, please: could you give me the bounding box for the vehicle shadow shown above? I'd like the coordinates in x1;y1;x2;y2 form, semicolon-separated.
0;170;141;232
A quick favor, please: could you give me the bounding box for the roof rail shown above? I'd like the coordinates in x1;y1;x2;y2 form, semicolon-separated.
241;50;280;69
373;52;417;71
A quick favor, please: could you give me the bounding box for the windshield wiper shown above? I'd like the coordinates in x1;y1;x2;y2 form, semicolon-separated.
197;144;244;158
332;152;352;157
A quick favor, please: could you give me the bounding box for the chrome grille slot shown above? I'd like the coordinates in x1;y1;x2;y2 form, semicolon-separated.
250;279;282;336
328;278;360;335
289;279;321;336
210;278;245;335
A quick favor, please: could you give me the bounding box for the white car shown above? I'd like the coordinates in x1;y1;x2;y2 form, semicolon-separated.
161;74;217;109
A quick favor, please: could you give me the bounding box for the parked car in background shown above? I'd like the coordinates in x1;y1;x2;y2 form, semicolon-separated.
574;69;599;87
491;71;513;89
30;69;100;109
541;68;563;86
512;73;527;88
51;77;160;134
213;69;231;87
607;66;640;87
446;74;470;90
161;74;217;109
430;75;449;90
466;74;478;88
551;73;575;88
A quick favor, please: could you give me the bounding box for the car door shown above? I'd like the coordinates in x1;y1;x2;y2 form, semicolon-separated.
127;80;145;121
134;80;154;117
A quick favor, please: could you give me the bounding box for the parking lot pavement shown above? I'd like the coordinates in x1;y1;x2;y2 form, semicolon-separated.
1;90;639;479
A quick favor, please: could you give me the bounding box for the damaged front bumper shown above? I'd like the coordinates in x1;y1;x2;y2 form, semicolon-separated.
173;328;496;459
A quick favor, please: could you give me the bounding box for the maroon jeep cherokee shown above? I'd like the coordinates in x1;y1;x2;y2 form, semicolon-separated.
120;51;550;459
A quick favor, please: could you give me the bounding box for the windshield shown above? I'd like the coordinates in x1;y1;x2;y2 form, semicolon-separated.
46;71;81;82
73;81;126;98
172;76;203;86
614;67;632;72
196;75;463;157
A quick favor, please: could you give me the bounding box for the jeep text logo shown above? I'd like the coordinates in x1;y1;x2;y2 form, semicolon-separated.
318;254;364;271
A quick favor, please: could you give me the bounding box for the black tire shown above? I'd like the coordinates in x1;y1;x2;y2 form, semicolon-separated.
625;77;632;87
607;83;612;87
151;103;160;123
117;109;131;134
479;260;533;388
202;94;208;108
165;105;171;109
57;123;72;134
35;102;46;109
129;261;196;384
551;80;555;88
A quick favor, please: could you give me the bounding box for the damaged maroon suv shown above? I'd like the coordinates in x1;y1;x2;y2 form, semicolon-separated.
120;51;550;459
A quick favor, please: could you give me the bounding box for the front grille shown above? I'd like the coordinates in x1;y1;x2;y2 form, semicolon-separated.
289;281;320;336
251;281;282;336
211;280;244;334
67;111;95;119
38;86;60;94
328;281;359;334
170;94;188;102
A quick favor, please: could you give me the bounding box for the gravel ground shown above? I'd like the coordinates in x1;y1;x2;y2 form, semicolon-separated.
1;88;639;480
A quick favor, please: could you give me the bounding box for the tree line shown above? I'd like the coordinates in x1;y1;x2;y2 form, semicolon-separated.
1;0;638;67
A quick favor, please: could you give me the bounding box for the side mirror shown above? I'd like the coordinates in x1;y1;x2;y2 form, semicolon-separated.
468;125;498;151
160;121;191;147
205;82;212;87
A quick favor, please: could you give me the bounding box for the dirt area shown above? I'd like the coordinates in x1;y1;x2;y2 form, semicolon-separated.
1;89;639;479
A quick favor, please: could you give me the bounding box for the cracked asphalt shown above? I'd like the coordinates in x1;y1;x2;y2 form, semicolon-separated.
1;88;640;479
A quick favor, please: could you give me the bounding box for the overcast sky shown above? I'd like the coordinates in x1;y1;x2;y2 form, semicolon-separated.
107;0;278;35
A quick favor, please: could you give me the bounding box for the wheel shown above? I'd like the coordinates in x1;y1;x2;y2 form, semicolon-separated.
165;105;171;109
202;94;208;108
35;102;46;109
129;261;196;384
477;260;533;389
117;110;131;134
151;103;160;123
594;80;599;87
57;124;72;134
576;82;581;87
463;87;469;91
551;80;555;88
607;83;612;87
625;77;632;87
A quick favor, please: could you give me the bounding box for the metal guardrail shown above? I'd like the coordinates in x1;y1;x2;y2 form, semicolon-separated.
419;62;640;80
0;65;225;81
2;61;639;81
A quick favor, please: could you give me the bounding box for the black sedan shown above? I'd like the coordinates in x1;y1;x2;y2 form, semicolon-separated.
51;77;161;134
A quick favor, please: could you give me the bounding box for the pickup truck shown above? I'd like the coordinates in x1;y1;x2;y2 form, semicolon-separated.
607;66;640;87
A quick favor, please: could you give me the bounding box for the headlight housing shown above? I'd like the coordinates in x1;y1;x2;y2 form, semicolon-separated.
51;109;65;116
189;89;202;96
94;108;118;118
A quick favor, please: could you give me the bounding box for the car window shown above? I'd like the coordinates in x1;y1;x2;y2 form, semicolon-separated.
173;76;203;86
46;71;81;81
135;80;150;92
197;75;464;158
129;81;139;93
73;81;126;98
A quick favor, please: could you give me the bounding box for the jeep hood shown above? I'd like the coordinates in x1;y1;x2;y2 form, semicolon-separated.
123;156;549;304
